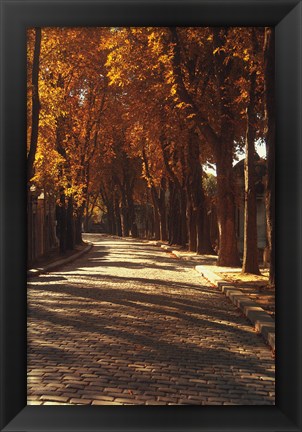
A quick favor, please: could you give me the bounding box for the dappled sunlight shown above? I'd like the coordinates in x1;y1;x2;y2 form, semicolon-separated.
28;235;275;405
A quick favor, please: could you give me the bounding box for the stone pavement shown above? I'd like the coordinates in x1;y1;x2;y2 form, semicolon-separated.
152;243;275;350
27;234;275;405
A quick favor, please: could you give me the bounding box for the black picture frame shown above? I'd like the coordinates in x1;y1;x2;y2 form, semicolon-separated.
0;0;301;431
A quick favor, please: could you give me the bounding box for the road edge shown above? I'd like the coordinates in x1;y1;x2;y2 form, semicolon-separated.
27;243;93;278
148;240;275;352
195;265;275;352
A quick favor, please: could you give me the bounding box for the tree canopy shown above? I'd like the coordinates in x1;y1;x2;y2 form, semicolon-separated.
27;26;274;279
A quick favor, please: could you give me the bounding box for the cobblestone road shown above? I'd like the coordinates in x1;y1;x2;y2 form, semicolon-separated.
27;234;275;405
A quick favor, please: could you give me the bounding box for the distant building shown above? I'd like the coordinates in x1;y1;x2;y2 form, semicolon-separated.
233;156;267;259
27;186;59;266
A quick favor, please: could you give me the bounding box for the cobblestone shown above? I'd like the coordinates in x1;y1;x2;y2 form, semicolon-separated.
27;234;275;405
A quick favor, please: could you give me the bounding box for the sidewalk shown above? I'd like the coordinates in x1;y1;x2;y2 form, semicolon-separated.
27;242;93;278
148;240;275;352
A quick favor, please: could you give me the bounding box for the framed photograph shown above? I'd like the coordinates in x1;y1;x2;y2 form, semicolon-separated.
1;0;301;431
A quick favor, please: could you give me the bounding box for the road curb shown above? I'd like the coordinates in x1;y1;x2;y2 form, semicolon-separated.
195;265;275;351
161;244;174;252
146;240;164;247
146;239;275;351
27;243;93;278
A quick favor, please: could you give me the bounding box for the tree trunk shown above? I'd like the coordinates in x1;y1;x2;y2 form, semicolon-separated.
57;193;66;253
199;206;215;254
242;66;260;274
27;27;41;183
66;195;75;250
152;202;160;240
167;181;182;246
187;200;197;252
114;195;122;237
197;174;214;254
75;206;84;245
169;27;239;265
127;193;137;238
107;202;116;235
121;210;129;236
264;27;275;286
84;198;91;233
121;205;130;237
167;181;176;244
159;178;168;241
216;148;241;267
186;133;212;254
213;28;241;267
145;189;152;239
84;196;89;232
180;187;188;247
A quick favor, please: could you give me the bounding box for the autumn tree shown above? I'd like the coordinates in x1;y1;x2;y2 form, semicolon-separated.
27;27;41;184
168;27;242;264
105;28;172;241
31;28;113;251
235;28;263;275
263;27;275;286
27;26;272;272
106;28;212;248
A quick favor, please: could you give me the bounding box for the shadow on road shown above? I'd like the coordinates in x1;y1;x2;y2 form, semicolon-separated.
28;235;274;404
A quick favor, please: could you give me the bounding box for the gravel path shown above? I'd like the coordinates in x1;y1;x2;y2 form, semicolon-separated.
27;234;275;405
